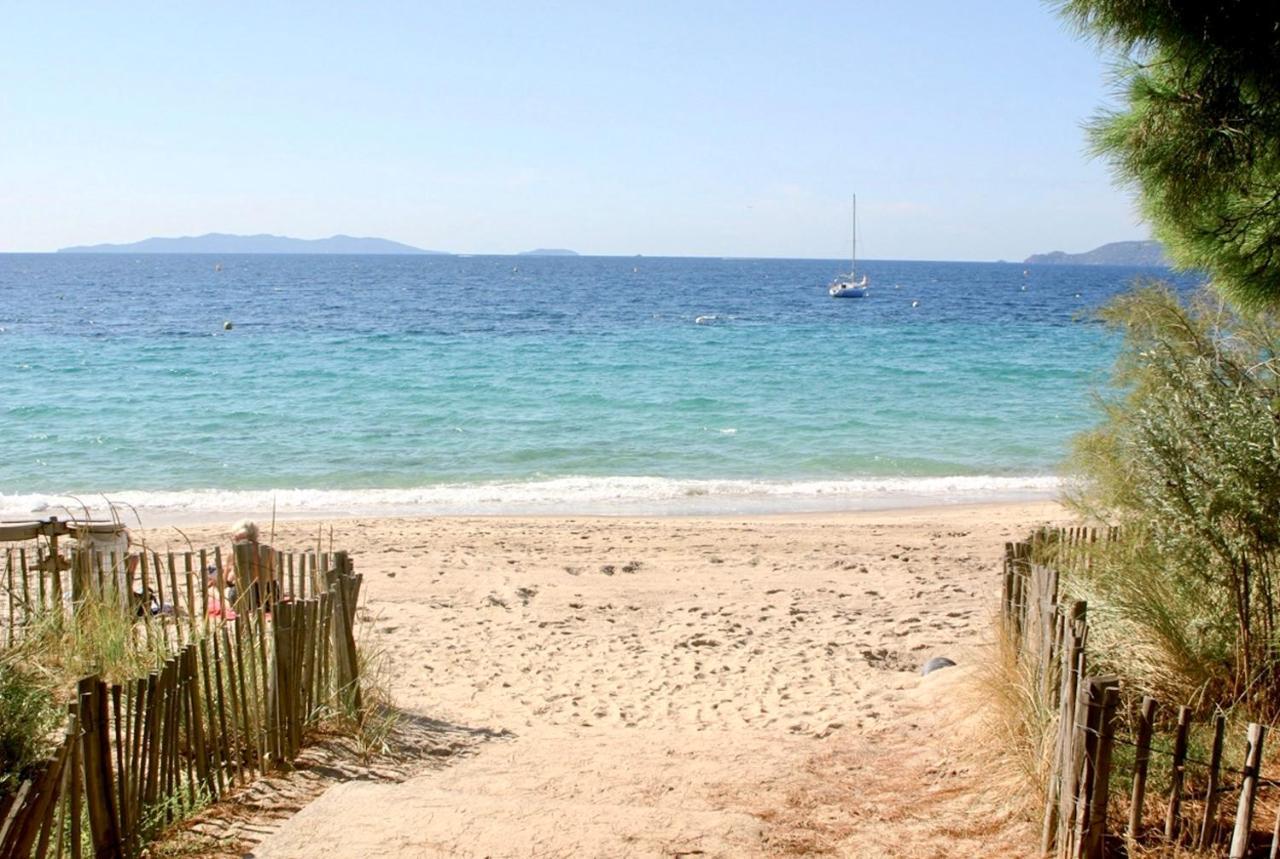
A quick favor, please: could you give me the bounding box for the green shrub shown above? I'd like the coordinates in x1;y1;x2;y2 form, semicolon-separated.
1068;283;1280;713
0;658;61;794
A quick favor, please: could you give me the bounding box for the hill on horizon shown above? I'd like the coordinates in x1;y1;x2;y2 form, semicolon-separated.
57;233;448;255
1024;240;1169;267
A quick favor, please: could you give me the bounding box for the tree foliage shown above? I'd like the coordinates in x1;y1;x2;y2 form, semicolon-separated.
1058;0;1280;309
1068;284;1280;708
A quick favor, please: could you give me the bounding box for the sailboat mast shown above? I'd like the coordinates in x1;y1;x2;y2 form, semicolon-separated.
851;194;857;275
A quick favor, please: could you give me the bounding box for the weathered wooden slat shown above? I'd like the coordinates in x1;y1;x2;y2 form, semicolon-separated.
1229;723;1266;859
1127;696;1158;847
1165;706;1193;841
1198;713;1227;849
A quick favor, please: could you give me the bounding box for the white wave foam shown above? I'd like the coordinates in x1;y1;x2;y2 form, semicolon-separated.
0;475;1061;523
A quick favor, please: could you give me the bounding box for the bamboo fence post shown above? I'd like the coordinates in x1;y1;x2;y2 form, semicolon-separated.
1198;713;1227;850
1127;696;1158;847
1165;706;1193;841
1229;723;1266;859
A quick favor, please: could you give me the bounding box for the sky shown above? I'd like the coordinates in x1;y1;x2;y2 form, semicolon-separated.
0;1;1145;261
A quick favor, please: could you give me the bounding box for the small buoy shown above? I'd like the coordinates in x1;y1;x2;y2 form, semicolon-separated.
633;267;638;273
911;300;920;308
223;320;233;331
1074;292;1082;298
1020;285;1027;291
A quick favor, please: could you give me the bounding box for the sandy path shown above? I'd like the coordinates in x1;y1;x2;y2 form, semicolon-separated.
170;501;1062;857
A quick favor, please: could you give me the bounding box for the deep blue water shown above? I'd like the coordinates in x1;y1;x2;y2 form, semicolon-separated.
0;254;1200;516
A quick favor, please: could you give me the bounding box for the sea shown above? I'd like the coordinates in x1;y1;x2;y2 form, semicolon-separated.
0;254;1201;521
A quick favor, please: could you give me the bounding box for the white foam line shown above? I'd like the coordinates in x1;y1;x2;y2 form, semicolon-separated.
0;475;1061;523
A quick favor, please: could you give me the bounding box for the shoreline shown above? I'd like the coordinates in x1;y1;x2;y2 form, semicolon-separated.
0;475;1064;528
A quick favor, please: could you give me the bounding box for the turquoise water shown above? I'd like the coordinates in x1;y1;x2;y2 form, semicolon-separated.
0;254;1198;517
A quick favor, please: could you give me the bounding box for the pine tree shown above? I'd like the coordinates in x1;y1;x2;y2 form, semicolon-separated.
1059;0;1280;309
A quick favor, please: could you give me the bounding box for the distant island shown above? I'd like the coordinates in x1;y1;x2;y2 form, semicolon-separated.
57;233;449;255
518;248;579;256
1024;240;1169;267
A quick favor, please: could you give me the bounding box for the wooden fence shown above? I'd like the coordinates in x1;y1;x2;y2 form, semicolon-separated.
1004;529;1279;858
0;536;365;859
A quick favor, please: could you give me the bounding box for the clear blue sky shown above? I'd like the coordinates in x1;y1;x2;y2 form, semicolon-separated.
0;1;1143;260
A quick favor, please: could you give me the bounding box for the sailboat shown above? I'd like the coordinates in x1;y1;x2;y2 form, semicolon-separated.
829;194;869;298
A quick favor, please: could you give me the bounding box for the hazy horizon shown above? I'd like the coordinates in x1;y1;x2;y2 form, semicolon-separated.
2;2;1145;260
24;231;1158;262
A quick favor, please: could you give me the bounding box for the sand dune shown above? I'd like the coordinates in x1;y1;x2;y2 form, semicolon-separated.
168;501;1060;857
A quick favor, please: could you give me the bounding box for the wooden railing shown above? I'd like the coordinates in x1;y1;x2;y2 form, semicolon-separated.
0;545;364;859
1004;530;1278;859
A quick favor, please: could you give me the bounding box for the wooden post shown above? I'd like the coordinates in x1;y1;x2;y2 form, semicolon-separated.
5;549;13;647
1165;706;1193;841
328;552;363;717
185;646;212;799
184;552;196;628
1230;723;1266;859
1082;683;1120;858
77;676;122;858
69;702;82;859
1198;713;1227;849
49;518;61;604
1045;601;1087;856
110;683;126;852
1070;676;1119;859
1127;696;1158;847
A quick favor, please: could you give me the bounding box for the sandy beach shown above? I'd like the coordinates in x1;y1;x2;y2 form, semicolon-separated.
161;500;1064;857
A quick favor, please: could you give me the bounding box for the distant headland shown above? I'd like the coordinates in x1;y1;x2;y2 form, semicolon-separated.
518;248;579;256
57;233;449;255
1024;240;1169;267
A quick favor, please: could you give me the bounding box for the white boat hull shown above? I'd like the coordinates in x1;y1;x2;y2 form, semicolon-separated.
829;284;868;298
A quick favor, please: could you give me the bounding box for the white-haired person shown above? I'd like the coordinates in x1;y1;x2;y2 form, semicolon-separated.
229;519;279;613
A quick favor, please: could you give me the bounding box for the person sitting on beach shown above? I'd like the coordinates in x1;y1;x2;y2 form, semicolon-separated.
205;563;238;620
230;519;278;611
